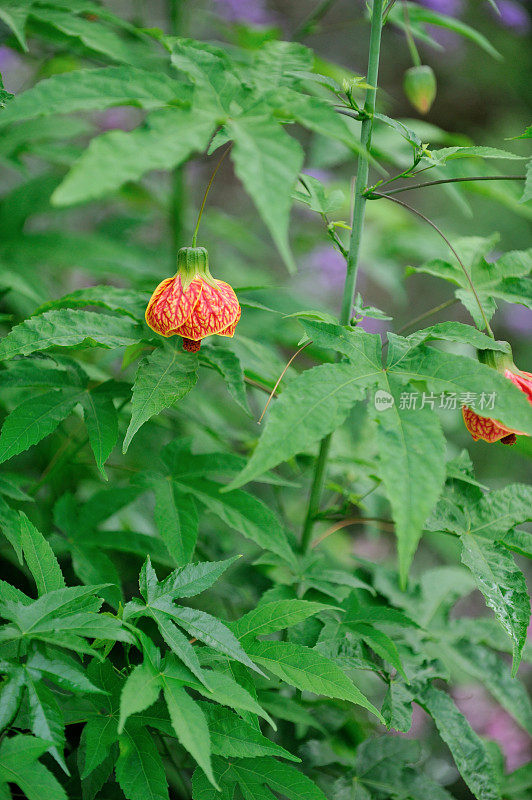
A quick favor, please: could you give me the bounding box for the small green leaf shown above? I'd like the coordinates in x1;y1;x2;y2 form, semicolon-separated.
118;662;160;733
20;515;65;596
201;703;298;761
81;385;119;479
162;679;217;788
460;534;530;675
177;477;295;566
123;346;198;453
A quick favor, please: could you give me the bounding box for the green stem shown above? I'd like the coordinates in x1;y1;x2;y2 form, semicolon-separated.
341;0;384;325
402;0;421;66
373;191;495;337
379;174;526;195
396;297;458;334
168;0;184;260
301;0;384;553
191;145;231;248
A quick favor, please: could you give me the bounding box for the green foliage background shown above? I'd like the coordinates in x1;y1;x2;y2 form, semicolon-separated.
0;2;531;799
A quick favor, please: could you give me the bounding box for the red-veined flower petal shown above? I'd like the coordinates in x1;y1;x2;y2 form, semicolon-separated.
145;276;202;336
462;405;518;444
175;279;240;341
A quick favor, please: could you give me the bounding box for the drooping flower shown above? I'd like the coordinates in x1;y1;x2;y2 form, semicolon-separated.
145;247;241;352
462;348;532;445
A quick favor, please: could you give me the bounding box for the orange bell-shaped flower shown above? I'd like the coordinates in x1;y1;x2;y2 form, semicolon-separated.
145;247;241;352
462;347;532;446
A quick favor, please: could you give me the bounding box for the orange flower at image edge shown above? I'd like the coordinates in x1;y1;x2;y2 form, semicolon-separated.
463;366;532;446
146;246;241;352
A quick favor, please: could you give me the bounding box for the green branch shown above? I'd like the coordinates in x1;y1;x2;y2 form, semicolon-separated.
300;0;384;553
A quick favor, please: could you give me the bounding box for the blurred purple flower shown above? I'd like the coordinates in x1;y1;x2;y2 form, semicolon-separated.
303;168;333;184
454;685;532;770
0;46;20;72
97;107;138;132
485;710;531;770
306;245;346;292
454;685;494;731
213;0;272;25
352;534;391;562
502;303;532;335
358;316;390;336
492;0;530;32
0;46;23;91
420;0;464;15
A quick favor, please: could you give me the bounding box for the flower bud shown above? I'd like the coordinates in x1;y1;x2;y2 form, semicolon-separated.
403;65;437;115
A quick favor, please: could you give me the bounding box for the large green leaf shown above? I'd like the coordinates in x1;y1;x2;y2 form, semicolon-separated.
466;484;532;539
225;361;380;490
227;756;329;800
246;640;382;720
443;640;532;735
200;703;298;761
177;477;296;566
0;735;67;800
0;66;180;128
373;375;446;585
227;115;304;272
418;686;500;800
123;346;198;453
146;475;199;565
81;385;119;479
169;606;263;675
52;105;216;206
460;534;530;674
249;41;313;89
229;600;333;644
0;310;141;361
116;724;169;800
0;387;83;464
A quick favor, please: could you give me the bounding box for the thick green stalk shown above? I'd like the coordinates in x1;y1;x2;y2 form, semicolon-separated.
169;0;184;263
340;0;384;325
301;0;384;553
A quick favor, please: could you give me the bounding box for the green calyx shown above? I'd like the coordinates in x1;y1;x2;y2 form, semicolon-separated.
176;246;215;289
478;342;516;374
